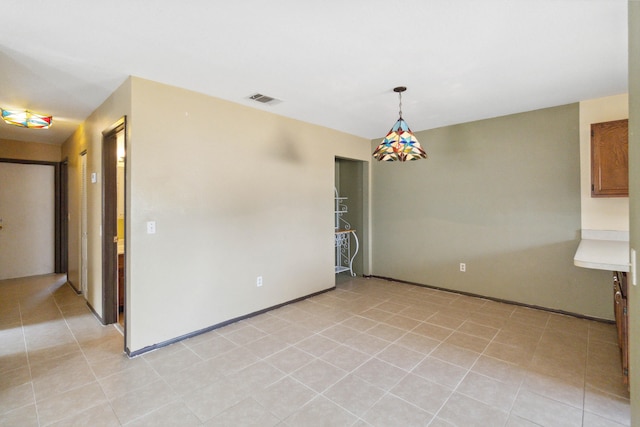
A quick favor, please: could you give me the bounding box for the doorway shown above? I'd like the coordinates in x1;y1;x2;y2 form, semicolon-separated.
79;151;88;296
57;159;68;275
116;132;126;328
334;157;369;277
101;117;126;328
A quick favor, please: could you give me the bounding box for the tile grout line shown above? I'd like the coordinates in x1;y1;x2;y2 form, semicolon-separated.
311;295;420;425
265;296;418;424
338;296;445;424
500;315;548;426
55;282;124;426
4;275;630;426
325;289;500;424
17;298;41;427
429;302;548;426
582;323;592;427
425;302;502;425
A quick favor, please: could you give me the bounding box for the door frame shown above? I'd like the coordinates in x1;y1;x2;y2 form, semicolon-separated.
334;156;370;276
0;158;66;275
101;117;126;325
57;159;68;275
79;150;89;296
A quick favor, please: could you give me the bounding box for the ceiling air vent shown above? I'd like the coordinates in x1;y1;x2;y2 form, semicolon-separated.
248;93;281;106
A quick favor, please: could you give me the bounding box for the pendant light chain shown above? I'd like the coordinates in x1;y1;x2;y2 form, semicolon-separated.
398;91;403;119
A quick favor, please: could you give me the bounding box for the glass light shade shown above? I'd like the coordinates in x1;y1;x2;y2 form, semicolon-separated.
1;109;53;129
372;118;427;162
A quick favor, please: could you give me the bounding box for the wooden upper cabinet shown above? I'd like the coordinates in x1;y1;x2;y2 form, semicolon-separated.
591;119;629;197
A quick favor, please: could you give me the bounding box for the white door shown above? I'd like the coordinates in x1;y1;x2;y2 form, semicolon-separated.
0;162;55;280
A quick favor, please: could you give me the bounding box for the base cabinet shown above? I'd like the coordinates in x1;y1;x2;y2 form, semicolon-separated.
613;271;629;386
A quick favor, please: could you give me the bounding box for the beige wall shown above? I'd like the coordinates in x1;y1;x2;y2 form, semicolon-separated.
62;79;132;318
0;138;61;162
627;0;639;422
579;94;629;231
100;78;370;352
371;103;612;319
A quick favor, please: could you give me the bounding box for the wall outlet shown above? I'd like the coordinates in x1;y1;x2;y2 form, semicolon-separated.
460;263;466;272
257;276;263;287
146;221;156;234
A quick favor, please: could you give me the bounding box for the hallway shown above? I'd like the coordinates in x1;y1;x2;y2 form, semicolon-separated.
0;274;631;426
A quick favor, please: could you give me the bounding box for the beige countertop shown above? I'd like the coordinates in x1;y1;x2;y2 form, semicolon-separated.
574;230;629;272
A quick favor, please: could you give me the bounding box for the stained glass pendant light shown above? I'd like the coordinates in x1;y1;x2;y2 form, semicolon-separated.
372;86;427;162
1;109;53;129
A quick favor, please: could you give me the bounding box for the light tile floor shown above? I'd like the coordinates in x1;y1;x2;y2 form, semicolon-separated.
0;273;631;426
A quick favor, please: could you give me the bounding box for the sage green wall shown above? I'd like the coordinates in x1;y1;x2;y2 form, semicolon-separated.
372;103;612;319
627;0;639;422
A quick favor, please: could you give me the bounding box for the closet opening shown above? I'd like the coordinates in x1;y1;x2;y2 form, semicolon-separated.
334;157;369;281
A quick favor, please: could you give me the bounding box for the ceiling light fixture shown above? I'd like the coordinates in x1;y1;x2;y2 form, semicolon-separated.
1;108;53;129
372;86;427;162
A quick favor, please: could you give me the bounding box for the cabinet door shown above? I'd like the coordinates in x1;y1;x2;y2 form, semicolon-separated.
621;296;629;384
613;271;630;385
591;119;628;197
620;272;629;385
614;277;624;350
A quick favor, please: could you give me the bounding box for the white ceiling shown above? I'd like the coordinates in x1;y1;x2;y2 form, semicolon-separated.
0;0;628;145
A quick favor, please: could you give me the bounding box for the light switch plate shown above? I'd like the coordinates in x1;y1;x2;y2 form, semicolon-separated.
146;221;156;234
